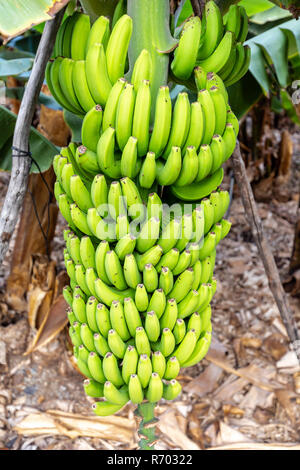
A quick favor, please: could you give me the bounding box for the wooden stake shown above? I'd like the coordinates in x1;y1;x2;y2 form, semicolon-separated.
232;141;300;363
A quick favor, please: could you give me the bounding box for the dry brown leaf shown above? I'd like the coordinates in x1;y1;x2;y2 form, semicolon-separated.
13;409;136;444
216;421;253;446
213;377;249;401
223;405;244;418
263;333;288;361
157;409;200;450
185;364;223;397
24;295;68;355
275;389;298;425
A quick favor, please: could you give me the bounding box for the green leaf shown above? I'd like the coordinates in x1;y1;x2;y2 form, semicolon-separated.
238;0;274;17
0;58;34;79
0;105;59;173
250;5;291;24
227;71;263;119
0;0;69;42
63;110;83;143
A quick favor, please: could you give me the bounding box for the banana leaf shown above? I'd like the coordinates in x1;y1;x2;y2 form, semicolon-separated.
0;0;69;42
0;105;59;173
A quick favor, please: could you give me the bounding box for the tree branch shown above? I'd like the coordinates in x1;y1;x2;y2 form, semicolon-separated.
232;142;300;363
0;8;65;267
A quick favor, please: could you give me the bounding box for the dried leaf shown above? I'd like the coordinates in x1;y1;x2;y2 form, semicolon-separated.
13;409;136;444
157;409;200;450
185;364;223;397
24;295;68;355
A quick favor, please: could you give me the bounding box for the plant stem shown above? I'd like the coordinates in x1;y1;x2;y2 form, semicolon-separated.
135;402;158;450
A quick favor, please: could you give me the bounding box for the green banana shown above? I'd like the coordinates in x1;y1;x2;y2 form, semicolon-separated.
72;60;96;113
182;101;204;153
135;245;163;272
137;354;153;389
86;42;112;107
164;356;181;380
156;247;180;273
148;86;172;158
136;217;160;254
120;136;138;179
163;379;182;400
131;49;152;92
175;146;198;187
171;16;202;80
72;294;87;323
135;283;149;312
95;303;112;339
103;381;129;405
197;31;234;75
76;145;99;174
123;297;142;337
172;329;197;365
92;401;125;416
168;267;194;303
123;253;142;289
105;250;128;290
210;134;226;174
171;168;224;202
144;310;160;343
156;147;182;186
146;373;163;403
143;263;159;293
85;297;98;332
196;144;213;182
102;352;124;387
87;352;106;383
222;123;237;161
105;14;133;83
115;233;136;261
109;300;131;341
102;77;127;131
139;152;156;189
148;288;166;319
115;83;136;151
94;277;135;307
128;374;144;404
81;105;103;153
172;250;192;276
84;379;104;398
181;331;212;368
86;14;110;52
160;297;178;331
187;312;202;340
108;329;127;359
122;345;138;384
209;86;227;136
151;351;166;379
58;58;85;115
135;326;151;357
162;92;190;160
173;318;186;345
70;13;90;60
197;88;216;145
70;174;93;213
70;203;93;236
132;79;151;156
159;266;174;296
197;1;223;60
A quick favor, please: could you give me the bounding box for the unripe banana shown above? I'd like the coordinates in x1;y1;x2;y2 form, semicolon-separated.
181;331;212;368
46;59;80;115
149;86;172;158
171;16;201;80
147;192;163;223
92;400;125;416
156;147;182;186
139;152;156;189
162;92;190;160
80;322;97;352
96;127;121;179
156;247;180;273
123;297;142;336
168;267;194;303
209;191;224;223
86;42;112;107
66;258;76;283
95;240;111;285
120;177;145;221
136;245;163;272
160;298;178;331
144;310;160;343
212;222;222;245
106;14;133;83
209;86;227;136
196;283;212;312
197;1;223;60
177;289;200;319
58;194;77;232
86;14;110;52
76;145;99;174
108;180;126;221
109;300;130;341
67;307;77;326
70;175;93;213
135;326;151;357
120;136;138;179
122;345;138;384
115;83;136;151
135;283;149;312
172;249;192;276
94;277;135;307
137;354;152;389
75;264;92;296
199;257;212;284
60;162;75;200
159;266;174;295
175;146;198;187
85;297;98;333
143;263;159;293
128;374;144;404
70;13;90;60
108;329;127;359
163;379;182;401
90;175;108;216
220;219;232;240
87;352;106;383
173;328;197;365
201;198;215;234
151;351;166;378
195;144;213;182
164;356;181;380
187;312;202;340
198;31;234;74
210;134;226;174
226;107;239;137
95;303;112;339
136;217;160;254
102;77;127;131
73;294;87;323
206;71;228;103
79;236;96;270
103;381;129;405
81;105;103;153
222;123;237;161
58;58;85;115
146;372;163;403
198;231;216;260
105;250;128;290
157;218;181;254
131;48;152;91
83;378;104;398
69;235;82;265
102;352;124;387
77;343;90;363
158;327;176;357
148;288;166;319
69;325;82;347
115;213;129;240
132;79;151;156
197;88;216;145
72;60;96;113
173;318;186;345
63;285;73;308
123;253;142;289
115;233;136;261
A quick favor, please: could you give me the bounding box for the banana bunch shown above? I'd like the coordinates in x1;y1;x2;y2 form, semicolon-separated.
170;1;251;88
47;12;133;116
53;146;231;414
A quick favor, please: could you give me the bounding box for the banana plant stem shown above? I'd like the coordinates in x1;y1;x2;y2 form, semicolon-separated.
135;402;158;450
